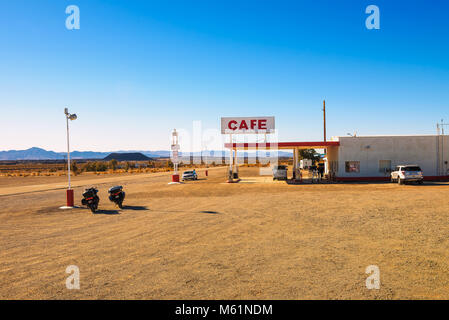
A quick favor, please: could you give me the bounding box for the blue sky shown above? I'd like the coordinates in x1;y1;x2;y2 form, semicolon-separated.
1;0;448;151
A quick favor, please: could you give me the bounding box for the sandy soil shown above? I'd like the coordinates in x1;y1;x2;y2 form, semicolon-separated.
0;166;448;299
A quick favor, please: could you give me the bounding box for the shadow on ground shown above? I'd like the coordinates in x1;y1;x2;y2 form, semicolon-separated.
122;205;148;210
200;210;220;214
93;209;120;215
143;209;220;214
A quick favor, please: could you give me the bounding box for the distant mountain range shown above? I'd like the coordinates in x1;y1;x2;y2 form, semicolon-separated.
0;147;170;160
0;147;292;160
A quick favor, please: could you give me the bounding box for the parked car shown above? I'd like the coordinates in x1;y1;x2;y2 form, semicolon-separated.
182;170;198;181
391;165;423;184
272;165;288;180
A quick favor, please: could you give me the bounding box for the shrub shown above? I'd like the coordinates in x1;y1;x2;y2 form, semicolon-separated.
166;160;173;168
82;162;94;172
95;161;108;172
109;159;118;171
71;161;79;175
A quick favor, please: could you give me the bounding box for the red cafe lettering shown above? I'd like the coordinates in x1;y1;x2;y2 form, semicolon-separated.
227;119;267;131
220;117;275;134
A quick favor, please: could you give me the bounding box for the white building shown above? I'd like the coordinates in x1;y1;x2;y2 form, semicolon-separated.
225;134;449;181
327;135;449;181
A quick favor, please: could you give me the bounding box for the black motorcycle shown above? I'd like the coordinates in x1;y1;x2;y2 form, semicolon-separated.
81;187;99;213
108;186;125;208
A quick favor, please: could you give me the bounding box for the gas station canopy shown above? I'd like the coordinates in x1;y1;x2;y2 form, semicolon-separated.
224;141;340;150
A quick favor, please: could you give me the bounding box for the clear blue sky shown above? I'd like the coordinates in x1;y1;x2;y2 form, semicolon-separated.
1;0;448;151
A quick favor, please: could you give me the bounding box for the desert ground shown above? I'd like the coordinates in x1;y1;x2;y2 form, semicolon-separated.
0;166;448;299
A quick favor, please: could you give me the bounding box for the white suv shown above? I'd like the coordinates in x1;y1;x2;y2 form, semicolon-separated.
391;165;423;185
182;170;198;181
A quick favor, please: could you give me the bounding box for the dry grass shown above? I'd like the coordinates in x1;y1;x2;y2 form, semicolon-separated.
0;166;448;299
0;162;225;178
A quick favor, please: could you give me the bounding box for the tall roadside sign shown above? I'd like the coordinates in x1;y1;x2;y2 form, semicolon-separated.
221;117;275;182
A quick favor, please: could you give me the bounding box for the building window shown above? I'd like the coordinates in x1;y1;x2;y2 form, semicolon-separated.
379;160;392;173
345;161;360;173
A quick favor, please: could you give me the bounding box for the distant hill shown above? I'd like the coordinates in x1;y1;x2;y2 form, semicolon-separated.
103;153;151;161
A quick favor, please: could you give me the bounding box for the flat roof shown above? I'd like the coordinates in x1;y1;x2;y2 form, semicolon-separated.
224;141;340;150
336;134;449;138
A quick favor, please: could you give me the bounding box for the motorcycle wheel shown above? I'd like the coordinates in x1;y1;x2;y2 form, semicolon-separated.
118;201;123;209
89;204;96;213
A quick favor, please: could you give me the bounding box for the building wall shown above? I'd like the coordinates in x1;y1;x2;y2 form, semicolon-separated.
326;145;339;175
334;135;449;179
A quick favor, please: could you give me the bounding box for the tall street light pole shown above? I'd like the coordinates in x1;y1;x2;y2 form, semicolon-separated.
63;107;77;207
66;109;71;189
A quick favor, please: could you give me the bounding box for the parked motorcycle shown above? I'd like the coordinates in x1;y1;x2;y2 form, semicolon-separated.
81;187;99;213
108;186;125;208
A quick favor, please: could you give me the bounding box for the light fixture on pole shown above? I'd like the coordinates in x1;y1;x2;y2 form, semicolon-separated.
61;107;77;208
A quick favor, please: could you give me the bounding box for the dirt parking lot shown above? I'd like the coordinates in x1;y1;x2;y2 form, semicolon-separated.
0;166;448;299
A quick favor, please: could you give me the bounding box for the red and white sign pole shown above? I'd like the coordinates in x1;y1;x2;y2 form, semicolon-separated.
170;129;180;183
204;149;208;177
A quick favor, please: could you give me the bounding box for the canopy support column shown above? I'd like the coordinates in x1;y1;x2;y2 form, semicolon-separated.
233;147;239;179
228;135;233;181
293;148;300;180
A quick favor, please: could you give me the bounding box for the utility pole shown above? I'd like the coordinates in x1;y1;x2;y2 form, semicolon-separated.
323;100;326;142
323;100;327;157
